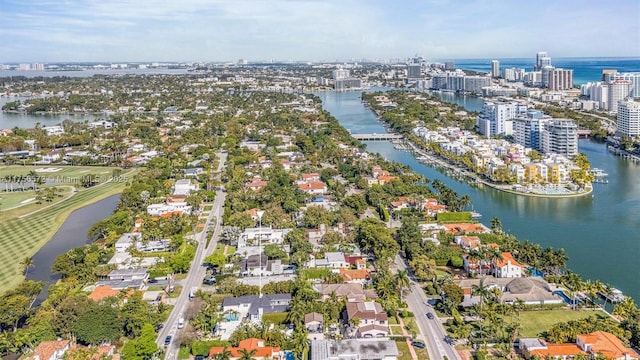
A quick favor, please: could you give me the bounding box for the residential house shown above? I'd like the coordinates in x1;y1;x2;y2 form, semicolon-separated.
345;301;389;338
443;223;491;234
28;340;70;360
313;252;350;269
245;177;268;192
42;151;61;163
209;338;281;360
173;179;198;195
184;168;204;177
492;252;522;278
237;227;292;248
339;269;371;285
313;283;378;302
298;181;328;195
310;339;399;360
455;235;481;251
222;294;291;322
115;233;142;252
523;331;638;360
305;312;324;333
576;331;638;360
65;345;115;360
107;268;149;282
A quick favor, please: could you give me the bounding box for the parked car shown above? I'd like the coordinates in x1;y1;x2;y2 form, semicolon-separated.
203;277;216;285
411;341;426;349
164;335;172;346
426;312;434;320
155;323;164;332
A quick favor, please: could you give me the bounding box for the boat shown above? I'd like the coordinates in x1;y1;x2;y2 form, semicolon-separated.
599;288;625;303
590;168;609;184
470;211;482;219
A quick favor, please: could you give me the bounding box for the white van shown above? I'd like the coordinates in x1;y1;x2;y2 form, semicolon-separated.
178;317;185;329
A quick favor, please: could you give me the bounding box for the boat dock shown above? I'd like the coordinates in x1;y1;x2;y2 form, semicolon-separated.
590;168;609;184
351;133;404;141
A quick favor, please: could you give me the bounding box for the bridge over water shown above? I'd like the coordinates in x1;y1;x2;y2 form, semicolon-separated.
351;133;404;141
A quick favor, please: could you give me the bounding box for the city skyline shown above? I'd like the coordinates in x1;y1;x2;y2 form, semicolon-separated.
1;0;639;63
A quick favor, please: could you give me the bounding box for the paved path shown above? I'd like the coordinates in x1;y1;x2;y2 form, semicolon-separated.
396;316;419;360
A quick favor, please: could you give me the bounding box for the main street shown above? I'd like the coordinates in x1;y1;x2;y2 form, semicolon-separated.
156;152;227;358
395;255;461;360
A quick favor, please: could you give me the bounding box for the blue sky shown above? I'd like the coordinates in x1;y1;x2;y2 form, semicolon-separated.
1;0;639;62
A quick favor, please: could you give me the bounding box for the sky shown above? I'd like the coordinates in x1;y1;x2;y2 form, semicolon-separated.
1;0;639;63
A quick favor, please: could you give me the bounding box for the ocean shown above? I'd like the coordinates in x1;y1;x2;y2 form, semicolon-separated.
450;57;640;85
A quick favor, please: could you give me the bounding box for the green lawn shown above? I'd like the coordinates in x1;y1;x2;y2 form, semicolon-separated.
396;340;428;360
517;309;608;337
0;167;138;295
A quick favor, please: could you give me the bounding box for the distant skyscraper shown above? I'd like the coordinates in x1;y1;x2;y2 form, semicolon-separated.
407;64;421;79
491;60;500;78
548;68;574;91
332;69;350;80
541;66;554;88
542;119;578;157
535;51;548;71
607;79;632;112
616;100;640;137
19;64;31;71
445;61;455;71
609;72;640;97
31;63;44;71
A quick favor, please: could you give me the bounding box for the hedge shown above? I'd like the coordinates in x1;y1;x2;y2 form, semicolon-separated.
436;212;472;222
262;312;288;325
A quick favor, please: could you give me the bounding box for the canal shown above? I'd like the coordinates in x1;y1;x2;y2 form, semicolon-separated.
317;89;640;302
26;194;120;305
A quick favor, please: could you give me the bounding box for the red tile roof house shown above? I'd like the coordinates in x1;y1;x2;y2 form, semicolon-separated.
245;177;268;192
298;181;328;195
209;338;281;360
28;340;71;360
345;301;389;338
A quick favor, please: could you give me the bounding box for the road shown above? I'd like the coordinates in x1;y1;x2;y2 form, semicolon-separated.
156;152;227;358
395;255;461;360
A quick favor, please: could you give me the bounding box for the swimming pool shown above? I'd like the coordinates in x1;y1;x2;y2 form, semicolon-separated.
527;267;544;277
533;189;572;195
554;290;581;305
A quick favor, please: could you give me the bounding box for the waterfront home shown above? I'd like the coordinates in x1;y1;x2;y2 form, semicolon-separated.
222;294;291;323
27;340;70;360
345;301;389;338
209;338;282;360
456;278;563;305
115;233;142;252
310;339;399;360
146;202;192;216
443;223;491;234
41;150;61;163
107;268;149;282
492;252;523;278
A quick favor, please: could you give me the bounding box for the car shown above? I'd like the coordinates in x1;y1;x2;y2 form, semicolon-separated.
155;323;164;332
411;341;426;349
195;356;205;360
203;277;216;285
164;335;172;346
426;312;434;320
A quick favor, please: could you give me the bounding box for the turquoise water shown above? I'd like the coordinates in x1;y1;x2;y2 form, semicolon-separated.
317;90;640;302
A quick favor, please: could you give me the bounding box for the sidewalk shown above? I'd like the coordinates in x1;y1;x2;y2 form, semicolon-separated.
397;316;419;360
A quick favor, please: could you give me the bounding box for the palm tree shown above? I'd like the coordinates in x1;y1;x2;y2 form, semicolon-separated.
238;348;257;360
472;279;491;312
395;270;411;303
490;217;502;234
214;347;233;360
21;256;34;275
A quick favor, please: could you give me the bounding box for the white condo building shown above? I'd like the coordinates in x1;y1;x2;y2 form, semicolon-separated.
609;72;640;98
607;79;633;112
617;100;640;137
541;119;578;157
491;60;500;78
476;101;527;137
